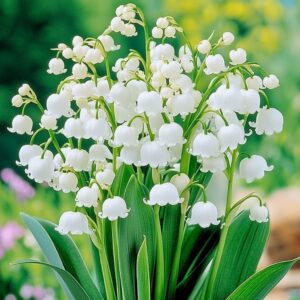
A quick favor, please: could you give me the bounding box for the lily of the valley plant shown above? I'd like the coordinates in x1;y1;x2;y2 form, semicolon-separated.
10;3;295;300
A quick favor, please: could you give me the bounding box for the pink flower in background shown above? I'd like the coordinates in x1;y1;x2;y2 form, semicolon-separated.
1;168;35;201
0;222;25;258
20;284;55;300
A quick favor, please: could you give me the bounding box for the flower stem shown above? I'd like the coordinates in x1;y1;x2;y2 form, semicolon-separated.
112;220;121;300
154;205;165;300
205;149;238;299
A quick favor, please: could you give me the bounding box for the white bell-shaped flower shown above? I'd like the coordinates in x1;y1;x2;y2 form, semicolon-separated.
152;26;163;38
99;196;130;221
168;93;195;116
40;114;57;130
229;48;247;65
239;155;273;183
96;169;115;186
55;211;92;235
46;93;73;118
251;107;283;136
113;124;139;147
8;115;33;135
187;202;220;228
170;74;194;92
75;186;98;207
238;89;260;114
204;54;227;75
191;132;220;158
136;91;163;116
222;32;235;45
98;35;120;52
26;156;55;183
158;122;185;147
197;40;211;54
17;145;42;166
47;58;66;75
217;124;246;152
165;26;176;38
89;144;112;162
199;155;226;173
65;149;89;171
170;173;190;194
140;141;170;167
72;63;88;79
150;43;175;61
156;17;169;28
263;74;279;89
61;118;85;139
85;118;112;141
119;144;142;166
246;76;263;91
58;172;78;193
249;203;269;223
84;48;104;64
11;94;23;107
161;61;182;79
145;183;183;206
110;16;125;32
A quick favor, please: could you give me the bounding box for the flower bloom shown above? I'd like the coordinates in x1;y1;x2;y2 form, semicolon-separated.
55;211;93;235
8;115;33;135
99;196;130;220
249;203;269;223
187;201;220;228
239;155;273;183
75;186;98;207
145;183;183;206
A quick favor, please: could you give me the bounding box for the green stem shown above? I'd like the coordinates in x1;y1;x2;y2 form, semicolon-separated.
99;245;116;300
112;221;121;300
205;149;238;300
154;205;164;300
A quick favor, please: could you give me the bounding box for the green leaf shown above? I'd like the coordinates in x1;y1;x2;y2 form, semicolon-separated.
118;175;156;300
227;258;299;300
111;164;135;196
209;210;270;299
14;260;91;300
136;237;151;300
20;213;74;299
37;219;104;300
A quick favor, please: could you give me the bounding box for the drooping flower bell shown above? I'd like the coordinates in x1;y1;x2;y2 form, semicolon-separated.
238;89;260;114
136;91;163;116
40;114;57;130
46;93;73;118
170;173;190;194
89;144;112;162
217;124;246;152
65;149;90;172
249;203;269;223
199;155;226;173
239;155;273;183
26;156;55;183
58;172;78;193
99;196;130;221
8;115;33;135
263;74;279;89
204;54;227;75
145;183;183;206
75;186;99;207
61;118;85;139
17;145;42;166
251;107;283;136
191;132;220;158
119;144;142;166
158;122;185;147
167;93;195;116
47;58;66;75
113;124;139;147
229;48;247;65
140;141;170;167
55;211;92;235
96;168;115;186
84;118;112;141
187;201;220;228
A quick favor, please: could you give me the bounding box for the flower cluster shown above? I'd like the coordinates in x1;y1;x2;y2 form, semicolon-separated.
10;3;282;234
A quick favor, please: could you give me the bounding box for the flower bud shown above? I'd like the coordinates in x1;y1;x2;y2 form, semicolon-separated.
18;84;31;96
156;17;169;29
72;35;83;46
152;27;163;38
187;202;220;228
8;115;33;135
99;196;130;221
84;48;104;64
11;95;23;107
55;211;92;235
145;183;183;206
239;155;273;183
165;26;176;38
122;24;137;37
110;16;125;32
76;186;98;207
222;32;235;45
170;173;190;194
98;35;120;52
204;54;227;75
62;48;73;59
72;63;88;79
197;40;211;54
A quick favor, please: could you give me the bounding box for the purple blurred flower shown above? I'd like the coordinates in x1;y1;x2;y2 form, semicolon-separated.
0;222;25;258
20;284;55;300
1;168;35;201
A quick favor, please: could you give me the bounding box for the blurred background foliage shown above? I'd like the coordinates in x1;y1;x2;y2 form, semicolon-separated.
0;0;300;298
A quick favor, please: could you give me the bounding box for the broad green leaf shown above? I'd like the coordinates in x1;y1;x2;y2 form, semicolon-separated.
111;164;135;196
118;175;156;300
136;237;151;300
21;213;74;300
209;210;270;299
14;260;91;300
37;219;104;300
227;258;299;300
